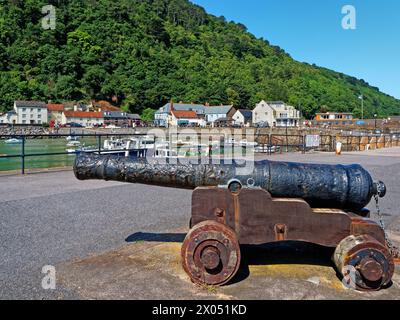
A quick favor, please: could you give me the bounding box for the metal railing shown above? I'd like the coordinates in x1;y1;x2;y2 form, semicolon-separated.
1;132;399;174
0;133;149;174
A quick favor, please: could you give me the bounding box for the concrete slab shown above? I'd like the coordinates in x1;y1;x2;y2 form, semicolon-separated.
1;147;400;299
56;229;400;300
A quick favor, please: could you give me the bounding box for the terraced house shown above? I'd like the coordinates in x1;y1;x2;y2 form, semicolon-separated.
14;100;48;124
154;101;235;127
253;100;300;127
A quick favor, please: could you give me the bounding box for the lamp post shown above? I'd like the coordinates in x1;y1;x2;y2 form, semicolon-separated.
358;95;364;120
374;113;377;132
285;118;289;153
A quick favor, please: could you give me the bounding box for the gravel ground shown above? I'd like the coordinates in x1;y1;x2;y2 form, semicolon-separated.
1;148;400;300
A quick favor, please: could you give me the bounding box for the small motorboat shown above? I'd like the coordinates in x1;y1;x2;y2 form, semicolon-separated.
66;136;79;142
5;138;22;144
66;148;78;154
254;145;281;154
66;140;81;147
239;139;259;148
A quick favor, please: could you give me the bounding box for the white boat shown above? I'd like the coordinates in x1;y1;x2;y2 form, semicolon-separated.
5;138;22;144
66;136;79;142
128;135;155;149
254;145;281;153
66;140;81;147
154;148;185;159
66;148;78;154
239;139;259;147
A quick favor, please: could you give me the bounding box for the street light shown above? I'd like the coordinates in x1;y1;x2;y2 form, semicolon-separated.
358;94;364;120
374;113;377;132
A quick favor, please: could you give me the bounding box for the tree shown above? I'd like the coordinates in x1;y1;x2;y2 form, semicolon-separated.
141;108;156;121
0;0;398;118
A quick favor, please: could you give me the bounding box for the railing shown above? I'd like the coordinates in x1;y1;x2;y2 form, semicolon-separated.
0;133;149;174
1;132;399;174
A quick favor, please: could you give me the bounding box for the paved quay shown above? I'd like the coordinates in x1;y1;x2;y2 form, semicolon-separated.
0;148;399;300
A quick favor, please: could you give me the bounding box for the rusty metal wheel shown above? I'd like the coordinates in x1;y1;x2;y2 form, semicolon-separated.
333;234;395;291
181;220;241;286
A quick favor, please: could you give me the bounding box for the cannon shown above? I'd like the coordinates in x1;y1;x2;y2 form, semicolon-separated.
74;153;395;291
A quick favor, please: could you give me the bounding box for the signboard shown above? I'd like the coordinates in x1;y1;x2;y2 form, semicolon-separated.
305;135;321;148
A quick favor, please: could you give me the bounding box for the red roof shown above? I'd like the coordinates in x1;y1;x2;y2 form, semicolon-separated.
47;104;64;112
171;110;198;119
64;111;103;119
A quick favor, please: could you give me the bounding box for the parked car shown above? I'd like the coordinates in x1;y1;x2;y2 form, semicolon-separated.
66;122;83;128
254;121;269;128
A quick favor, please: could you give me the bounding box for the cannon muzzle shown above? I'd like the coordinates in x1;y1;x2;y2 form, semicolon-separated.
74;153;385;210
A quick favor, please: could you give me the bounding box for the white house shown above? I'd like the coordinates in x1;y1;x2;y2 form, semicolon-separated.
155;102;205;127
14;101;48;124
169;110;204;127
233;109;253;126
62;111;104;126
154;102;236;127
0;111;17;124
204;105;236;124
253;100;300;127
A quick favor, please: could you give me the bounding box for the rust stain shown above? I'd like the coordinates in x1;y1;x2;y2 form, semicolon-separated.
248;264;345;291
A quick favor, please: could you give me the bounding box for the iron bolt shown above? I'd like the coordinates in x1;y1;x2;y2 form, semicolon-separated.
215;208;224;217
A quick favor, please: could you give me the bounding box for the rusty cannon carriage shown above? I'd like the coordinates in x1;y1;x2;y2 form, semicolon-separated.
74;153;397;291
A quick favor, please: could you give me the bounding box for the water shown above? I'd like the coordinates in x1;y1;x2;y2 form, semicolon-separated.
0;138;273;172
0;137;97;172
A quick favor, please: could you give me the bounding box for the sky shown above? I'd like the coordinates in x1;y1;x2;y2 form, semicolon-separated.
191;0;400;99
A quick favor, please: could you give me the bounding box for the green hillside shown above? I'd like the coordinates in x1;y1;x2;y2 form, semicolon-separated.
1;0;399;118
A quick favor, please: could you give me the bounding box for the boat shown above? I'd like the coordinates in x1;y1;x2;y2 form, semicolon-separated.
66;140;81;147
128;135;155;149
239;139;259;148
154;148;185;159
66;148;78;154
5;138;22;144
254;145;281;154
69;137;149;158
66;136;79;142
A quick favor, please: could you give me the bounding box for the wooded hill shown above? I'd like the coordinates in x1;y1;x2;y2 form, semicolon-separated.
1;0;399;118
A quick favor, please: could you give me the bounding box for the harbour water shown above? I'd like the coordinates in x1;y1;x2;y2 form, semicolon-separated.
0;137;97;172
0;137;266;172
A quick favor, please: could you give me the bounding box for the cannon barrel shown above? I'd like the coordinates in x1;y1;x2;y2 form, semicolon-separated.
74;153;386;210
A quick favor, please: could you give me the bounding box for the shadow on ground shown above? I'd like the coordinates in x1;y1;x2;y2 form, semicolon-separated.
125;231;337;285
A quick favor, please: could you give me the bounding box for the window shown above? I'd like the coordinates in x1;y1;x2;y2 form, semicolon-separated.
30;114;33;118
22;120;26;124
31;108;34;112
22;114;26;118
22;108;26;112
38;114;41;118
38;120;41;124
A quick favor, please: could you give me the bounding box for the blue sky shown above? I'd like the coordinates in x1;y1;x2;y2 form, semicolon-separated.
191;0;400;99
